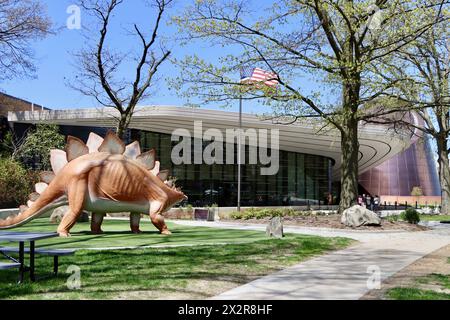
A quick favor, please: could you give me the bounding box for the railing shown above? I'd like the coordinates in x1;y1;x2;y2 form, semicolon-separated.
291;199;441;212
378;201;441;211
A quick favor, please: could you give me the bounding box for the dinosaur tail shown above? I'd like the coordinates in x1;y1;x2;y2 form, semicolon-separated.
0;181;67;230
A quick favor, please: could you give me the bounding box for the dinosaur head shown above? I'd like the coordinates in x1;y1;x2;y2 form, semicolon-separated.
166;187;188;211
175;188;189;203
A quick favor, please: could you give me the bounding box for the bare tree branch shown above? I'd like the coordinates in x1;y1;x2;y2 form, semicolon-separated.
72;0;172;138
0;0;52;80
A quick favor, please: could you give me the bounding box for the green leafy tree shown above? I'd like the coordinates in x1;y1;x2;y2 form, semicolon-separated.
369;15;450;214
0;158;36;208
411;186;424;197
172;0;448;212
15;124;65;171
0;130;14;158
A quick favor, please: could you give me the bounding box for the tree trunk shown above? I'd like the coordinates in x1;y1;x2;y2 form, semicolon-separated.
116;112;131;140
338;72;361;214
339;116;360;213
437;135;450;214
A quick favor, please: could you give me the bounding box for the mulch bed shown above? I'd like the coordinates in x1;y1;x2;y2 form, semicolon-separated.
221;215;429;232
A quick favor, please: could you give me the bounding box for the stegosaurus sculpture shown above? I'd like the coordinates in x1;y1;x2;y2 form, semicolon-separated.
0;131;187;237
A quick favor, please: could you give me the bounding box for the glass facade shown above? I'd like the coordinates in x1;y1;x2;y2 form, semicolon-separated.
134;129;333;207
10;123;333;207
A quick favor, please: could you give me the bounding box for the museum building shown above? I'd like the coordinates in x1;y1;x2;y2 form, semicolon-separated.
6;105;441;207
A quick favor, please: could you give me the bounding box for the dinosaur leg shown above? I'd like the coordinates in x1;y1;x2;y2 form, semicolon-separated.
130;213;142;234
91;212;105;234
149;201;171;235
150;213;171;235
57;178;87;237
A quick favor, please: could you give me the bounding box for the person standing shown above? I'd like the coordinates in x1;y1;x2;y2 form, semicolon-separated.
365;194;372;210
357;194;363;206
373;195;380;212
327;193;333;205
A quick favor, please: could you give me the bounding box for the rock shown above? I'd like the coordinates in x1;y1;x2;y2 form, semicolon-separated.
433;207;441;215
50;206;68;224
266;216;284;238
50;206;90;223
421;207;433;215
341;205;381;227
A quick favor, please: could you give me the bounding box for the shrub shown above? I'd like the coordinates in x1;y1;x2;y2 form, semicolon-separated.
386;214;399;222
15;124;65;171
243;208;258;219
0;158;37;209
229;208;303;220
230;211;243;220
400;208;421;224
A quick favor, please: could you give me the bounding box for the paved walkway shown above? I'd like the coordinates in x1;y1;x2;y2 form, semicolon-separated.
173;220;450;300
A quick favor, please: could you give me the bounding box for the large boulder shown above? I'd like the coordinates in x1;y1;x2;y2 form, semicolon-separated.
49;206;68;223
266;216;284;238
420;207;433;215
50;206;89;223
341;205;381;227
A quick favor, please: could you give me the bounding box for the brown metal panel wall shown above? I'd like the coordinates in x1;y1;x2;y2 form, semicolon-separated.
359;136;440;196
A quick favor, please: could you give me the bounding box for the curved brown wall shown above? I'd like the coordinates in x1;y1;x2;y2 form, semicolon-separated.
359;136;441;196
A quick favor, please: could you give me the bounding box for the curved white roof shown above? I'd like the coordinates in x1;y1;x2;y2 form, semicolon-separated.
9;106;412;180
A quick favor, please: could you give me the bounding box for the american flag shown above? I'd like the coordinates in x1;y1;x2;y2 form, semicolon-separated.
240;67;279;87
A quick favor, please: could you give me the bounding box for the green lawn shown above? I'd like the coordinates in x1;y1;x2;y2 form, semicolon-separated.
387;257;450;300
0;221;353;300
0;218;276;249
387;288;450;300
419;215;450;222
416;273;450;289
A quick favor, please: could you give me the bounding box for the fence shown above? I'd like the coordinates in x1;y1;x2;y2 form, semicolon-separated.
378;201;441;211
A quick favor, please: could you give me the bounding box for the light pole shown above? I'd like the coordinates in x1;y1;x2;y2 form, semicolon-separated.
237;94;242;212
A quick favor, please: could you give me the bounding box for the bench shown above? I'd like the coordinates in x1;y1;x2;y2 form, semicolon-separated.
0;247;75;276
0;262;21;270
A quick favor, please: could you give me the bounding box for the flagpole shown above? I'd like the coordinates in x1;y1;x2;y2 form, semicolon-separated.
237;93;242;212
236;66;277;212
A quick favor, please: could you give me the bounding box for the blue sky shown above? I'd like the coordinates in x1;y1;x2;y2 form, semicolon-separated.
1;0;93;109
0;0;270;113
1;0;189;109
0;0;441;165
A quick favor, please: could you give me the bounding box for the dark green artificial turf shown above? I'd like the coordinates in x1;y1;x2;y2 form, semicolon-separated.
0;219;353;300
1;218;274;249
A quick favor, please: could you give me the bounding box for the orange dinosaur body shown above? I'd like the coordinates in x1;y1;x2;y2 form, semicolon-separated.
0;132;187;237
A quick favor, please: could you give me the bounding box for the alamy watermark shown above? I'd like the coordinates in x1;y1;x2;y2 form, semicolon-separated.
366;2;383;31
66;265;82;290
171;121;280;175
67;5;81;30
366;265;381;290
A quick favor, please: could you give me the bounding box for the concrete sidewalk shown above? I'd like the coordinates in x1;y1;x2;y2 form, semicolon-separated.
174;220;450;300
173;220;416;242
